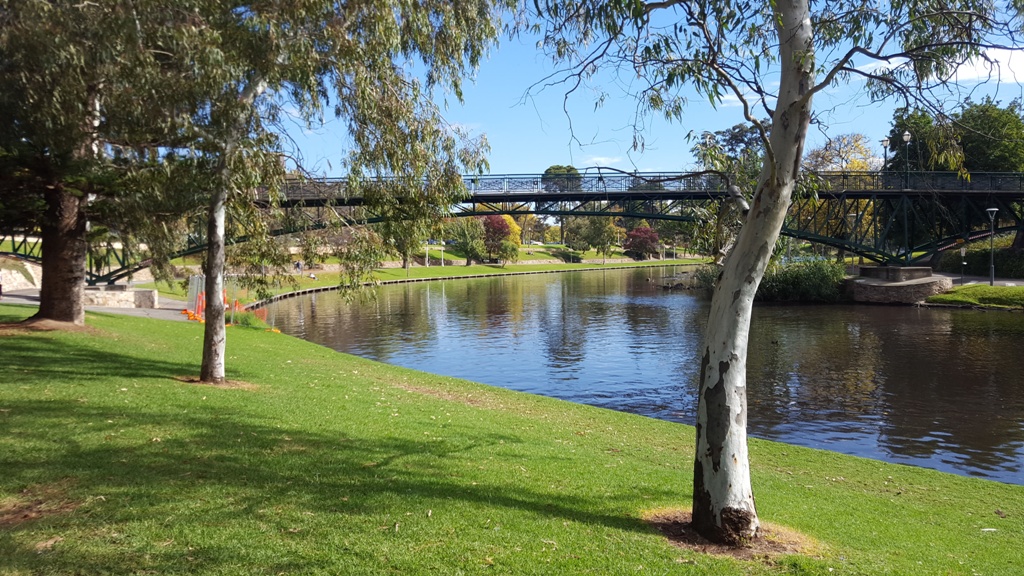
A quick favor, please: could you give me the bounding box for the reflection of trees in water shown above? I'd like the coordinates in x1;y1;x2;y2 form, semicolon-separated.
746;306;886;435
538;273;601;369
870;310;1024;475
746;306;1024;478
269;270;1023;482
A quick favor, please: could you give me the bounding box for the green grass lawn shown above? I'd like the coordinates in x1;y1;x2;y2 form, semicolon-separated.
927;284;1024;308
1;303;1022;574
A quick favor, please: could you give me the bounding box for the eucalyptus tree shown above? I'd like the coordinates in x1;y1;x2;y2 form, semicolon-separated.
131;1;509;383
528;0;1024;544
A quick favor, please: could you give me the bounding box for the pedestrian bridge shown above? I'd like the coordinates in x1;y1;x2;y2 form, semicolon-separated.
3;170;1022;284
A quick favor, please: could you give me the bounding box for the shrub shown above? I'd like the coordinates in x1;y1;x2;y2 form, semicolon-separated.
694;260;847;303
934;236;1024;279
230;310;269;329
623;226;659;260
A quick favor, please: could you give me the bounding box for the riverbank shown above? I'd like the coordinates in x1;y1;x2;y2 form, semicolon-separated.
1;304;1021;574
246;260;701;310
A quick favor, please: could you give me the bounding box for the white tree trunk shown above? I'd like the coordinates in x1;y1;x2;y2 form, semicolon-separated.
691;0;814;544
198;77;267;384
199;184;228;383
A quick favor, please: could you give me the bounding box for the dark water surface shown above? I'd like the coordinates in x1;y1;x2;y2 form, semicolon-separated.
267;267;1024;484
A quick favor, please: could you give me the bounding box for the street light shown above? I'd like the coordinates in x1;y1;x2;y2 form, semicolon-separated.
902;131;911;188
881;136;890;167
987;207;999;286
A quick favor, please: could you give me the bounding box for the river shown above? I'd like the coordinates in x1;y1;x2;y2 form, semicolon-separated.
266;266;1024;484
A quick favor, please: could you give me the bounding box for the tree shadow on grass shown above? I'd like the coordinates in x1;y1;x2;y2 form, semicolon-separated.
1;397;685;574
0;334;195;385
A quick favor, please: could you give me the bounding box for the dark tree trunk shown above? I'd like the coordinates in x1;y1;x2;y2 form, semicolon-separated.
1011;226;1024;251
33;186;87;325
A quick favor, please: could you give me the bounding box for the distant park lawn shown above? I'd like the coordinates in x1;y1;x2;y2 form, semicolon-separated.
139;256;704;304
927;284;1024;308
1;303;1022;575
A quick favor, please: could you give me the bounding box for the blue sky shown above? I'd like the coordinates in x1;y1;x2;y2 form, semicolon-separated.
282;35;1024;178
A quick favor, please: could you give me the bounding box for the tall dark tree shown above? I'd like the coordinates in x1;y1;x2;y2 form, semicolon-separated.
541;164;581;244
0;1;180;325
956;98;1024;172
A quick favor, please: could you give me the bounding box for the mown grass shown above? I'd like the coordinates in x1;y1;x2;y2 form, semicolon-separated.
927;284;1024;308
1;303;1022;574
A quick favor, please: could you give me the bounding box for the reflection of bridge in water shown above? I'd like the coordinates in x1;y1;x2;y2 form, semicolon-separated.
4;170;1023;284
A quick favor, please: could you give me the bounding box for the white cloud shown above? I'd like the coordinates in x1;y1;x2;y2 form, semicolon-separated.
584;155;623;166
953;49;1024;84
853;49;1024;85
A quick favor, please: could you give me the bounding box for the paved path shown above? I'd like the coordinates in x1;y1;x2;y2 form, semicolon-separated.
933;272;1021;287
0;289;190;322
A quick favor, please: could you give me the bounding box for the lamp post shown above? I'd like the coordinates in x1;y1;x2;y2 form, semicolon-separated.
987;207;998;286
902;131;911;188
881;137;890;189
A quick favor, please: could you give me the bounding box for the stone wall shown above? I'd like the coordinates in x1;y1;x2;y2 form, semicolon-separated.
83;286;159;308
0;257;41;291
845;276;952;304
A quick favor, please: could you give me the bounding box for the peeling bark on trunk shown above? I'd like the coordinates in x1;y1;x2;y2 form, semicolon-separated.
34;186;88;325
691;0;814;545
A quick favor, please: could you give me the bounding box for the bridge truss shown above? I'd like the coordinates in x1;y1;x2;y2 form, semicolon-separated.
3;170;1023;283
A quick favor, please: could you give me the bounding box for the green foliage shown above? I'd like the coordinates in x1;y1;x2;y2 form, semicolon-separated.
955;97;1024;172
584;217;618;259
334;226;388;291
449;217;486;265
934;236;1024;279
298;230;327;269
497;240;520;266
230;310;270;329
756;260;848;303
561;217;591;253
540;164;582;192
695;260;847;303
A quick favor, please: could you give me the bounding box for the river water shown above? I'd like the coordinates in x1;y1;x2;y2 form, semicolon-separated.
266;266;1024;484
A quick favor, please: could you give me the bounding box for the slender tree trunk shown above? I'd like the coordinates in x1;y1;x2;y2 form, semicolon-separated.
199;77;267;383
200;183;228;383
34;186;88;325
691;0;813;545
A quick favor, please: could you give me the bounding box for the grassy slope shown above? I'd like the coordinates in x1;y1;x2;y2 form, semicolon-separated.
1;304;1022;575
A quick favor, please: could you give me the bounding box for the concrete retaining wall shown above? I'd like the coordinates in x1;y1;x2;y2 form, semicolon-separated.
845;275;952;304
83;286;159;308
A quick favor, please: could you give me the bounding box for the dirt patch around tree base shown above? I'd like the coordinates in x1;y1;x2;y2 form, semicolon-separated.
174;375;259;390
644;509;822;562
0;317;101;336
